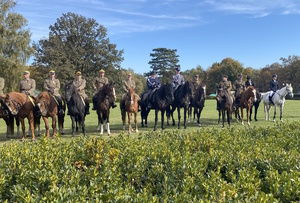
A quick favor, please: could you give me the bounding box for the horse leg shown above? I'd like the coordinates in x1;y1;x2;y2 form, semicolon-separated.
82;116;86;136
193;107;196;123
122;109;126;131
58;114;65;135
20;118;25;140
227;110;231;127
135;111;138;133
16;118;20;138
154;109;158;131
254;104;259;121
43;117;50;138
161;109;165;130
222;110;225;128
247;106;250;126
177;106;181;129
29;113;35;141
249;105;253;121
106;111;110;135
218;110;221;124
241;107;244;125
280;104;284;122
183;107;187;129
264;104;268;121
187;105;190;123
171;106;175;126
71;116;76;137
273;104;277;122
197;108;201;126
99;114;104;135
145;109;150;127
128;112;132;134
52;116;57;138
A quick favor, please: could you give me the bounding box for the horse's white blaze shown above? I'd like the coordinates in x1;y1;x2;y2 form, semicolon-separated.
252;90;257;102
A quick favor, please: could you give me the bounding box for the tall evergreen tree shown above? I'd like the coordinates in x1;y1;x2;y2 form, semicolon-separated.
0;0;34;92
147;48;179;83
33;12;124;96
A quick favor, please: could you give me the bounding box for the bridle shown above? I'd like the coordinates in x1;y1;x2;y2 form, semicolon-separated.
6;95;27;115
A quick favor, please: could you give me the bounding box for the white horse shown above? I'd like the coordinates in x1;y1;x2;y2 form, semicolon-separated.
262;84;294;122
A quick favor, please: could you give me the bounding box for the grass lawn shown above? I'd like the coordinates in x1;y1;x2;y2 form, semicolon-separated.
0;99;299;144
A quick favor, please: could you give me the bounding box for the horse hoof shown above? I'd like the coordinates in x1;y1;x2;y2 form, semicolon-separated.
241;122;244;125
135;130;139;133
61;132;65;135
197;123;201;127
255;119;258;122
247;122;250;126
38;133;42;137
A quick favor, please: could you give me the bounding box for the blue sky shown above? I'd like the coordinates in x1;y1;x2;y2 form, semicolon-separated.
15;0;300;74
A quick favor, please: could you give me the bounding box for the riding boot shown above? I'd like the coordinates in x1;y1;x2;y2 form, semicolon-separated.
85;98;90;115
147;91;153;109
56;97;65;115
269;95;274;105
92;96;97;110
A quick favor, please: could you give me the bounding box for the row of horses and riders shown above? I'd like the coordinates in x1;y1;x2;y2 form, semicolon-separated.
0;70;294;141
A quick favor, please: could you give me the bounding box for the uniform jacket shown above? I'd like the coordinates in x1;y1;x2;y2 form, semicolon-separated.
192;80;201;92
19;78;36;97
172;74;184;89
43;78;61;97
122;79;135;93
245;80;255;88
73;78;88;99
147;76;161;91
219;80;232;93
93;76;108;91
270;80;279;92
0;77;4;95
233;80;245;92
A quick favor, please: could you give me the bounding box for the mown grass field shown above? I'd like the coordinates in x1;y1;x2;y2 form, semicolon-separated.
1;99;299;143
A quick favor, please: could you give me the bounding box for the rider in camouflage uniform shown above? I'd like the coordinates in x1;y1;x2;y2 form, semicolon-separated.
92;69;117;110
43;70;64;115
232;74;245;109
19;71;36;97
73;71;90;115
217;75;232;110
192;74;201;92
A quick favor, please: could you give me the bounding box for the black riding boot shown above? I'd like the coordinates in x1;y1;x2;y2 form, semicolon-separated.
92;96;97;110
269;95;274;105
85;99;90;115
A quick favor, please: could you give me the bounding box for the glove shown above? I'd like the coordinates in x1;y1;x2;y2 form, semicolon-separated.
49;88;54;94
25;91;30;95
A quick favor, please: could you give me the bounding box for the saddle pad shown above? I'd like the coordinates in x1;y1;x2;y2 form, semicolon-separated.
50;94;59;106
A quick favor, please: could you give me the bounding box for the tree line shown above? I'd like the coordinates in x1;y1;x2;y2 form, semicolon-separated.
1;0;299;97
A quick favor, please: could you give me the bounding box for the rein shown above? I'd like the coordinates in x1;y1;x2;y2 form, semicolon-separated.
8;94;28;113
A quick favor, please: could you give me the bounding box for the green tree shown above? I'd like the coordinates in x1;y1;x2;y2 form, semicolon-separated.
147;48;179;83
182;65;205;83
280;55;300;91
0;0;34;92
33;12;124;96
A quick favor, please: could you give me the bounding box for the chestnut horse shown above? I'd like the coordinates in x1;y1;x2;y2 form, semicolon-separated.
121;88;139;134
238;86;257;126
35;92;66;138
3;92;36;141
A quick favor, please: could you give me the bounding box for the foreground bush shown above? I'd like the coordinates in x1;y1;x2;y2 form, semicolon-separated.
0;121;299;202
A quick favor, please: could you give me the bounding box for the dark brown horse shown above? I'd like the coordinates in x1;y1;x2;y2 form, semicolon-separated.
190;85;206;126
35;92;66;138
96;82;115;135
238;86;257;126
216;84;233;128
121;88;139;134
3;92;36;141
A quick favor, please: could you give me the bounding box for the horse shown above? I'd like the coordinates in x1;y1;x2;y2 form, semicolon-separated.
35;92;66;138
216;84;233;128
3;92;38;141
95;82;115;135
262;84;294;122
189;86;205;126
65;81;86;136
167;81;193;129
140;92;151;127
237;86;257;126
141;83;174;131
121;88;139;134
249;88;261;121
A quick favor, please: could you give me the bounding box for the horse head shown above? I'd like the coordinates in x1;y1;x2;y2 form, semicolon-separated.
246;86;257;102
184;81;194;95
285;84;294;98
35;92;51;116
4;93;21;115
103;82;115;99
127;88;136;105
65;81;77;102
216;84;225;102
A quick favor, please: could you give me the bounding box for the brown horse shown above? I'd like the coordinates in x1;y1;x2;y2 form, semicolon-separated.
238;86;257;125
121;88;139;134
216;84;233;128
0;95;19;138
3;92;36;141
35;92;66;138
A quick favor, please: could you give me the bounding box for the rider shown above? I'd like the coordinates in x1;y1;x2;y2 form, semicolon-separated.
269;73;279;104
0;76;4;95
121;72;140;110
19;71;36;97
232;74;245;109
245;75;255;88
172;65;184;98
73;71;90;115
192;74;201;92
146;71;161;109
43;70;64;115
92;69;117;110
217;75;232;110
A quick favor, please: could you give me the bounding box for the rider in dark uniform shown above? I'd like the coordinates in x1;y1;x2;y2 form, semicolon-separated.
269;74;279;104
245;76;255;88
147;71;161;108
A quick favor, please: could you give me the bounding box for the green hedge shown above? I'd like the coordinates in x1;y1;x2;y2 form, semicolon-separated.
0;122;300;202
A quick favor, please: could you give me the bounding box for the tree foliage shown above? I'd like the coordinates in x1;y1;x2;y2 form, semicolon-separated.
147;48;179;84
32;12;124;96
0;0;34;92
